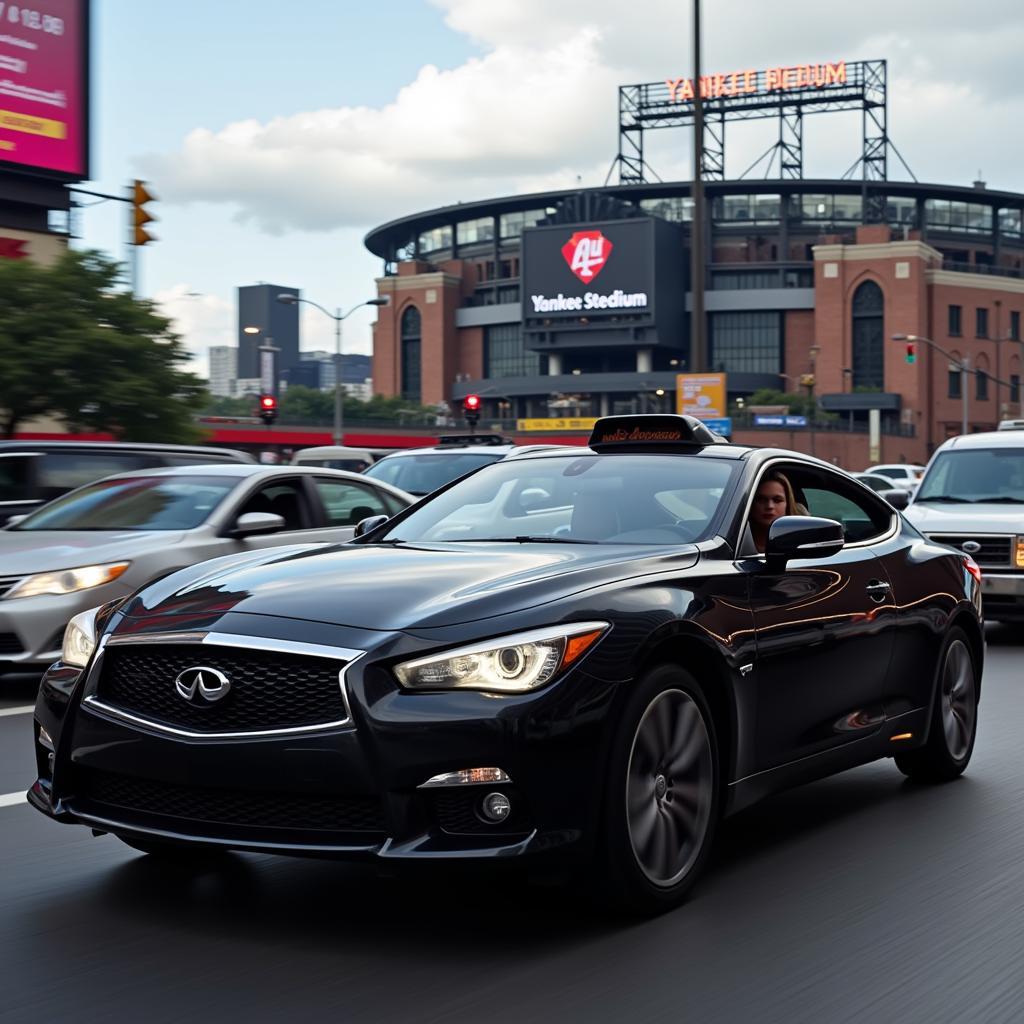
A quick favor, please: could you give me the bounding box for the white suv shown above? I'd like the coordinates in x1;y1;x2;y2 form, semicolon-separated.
906;432;1024;623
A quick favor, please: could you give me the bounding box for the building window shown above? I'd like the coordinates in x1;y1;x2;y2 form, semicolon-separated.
851;280;884;390
456;217;495;246
485;324;540;378
948;304;962;336
976;307;989;338
948;367;962;399
709;312;781;375
1011;374;1020;404
499;209;549;238
400;306;422;402
417;225;452;254
976;369;989;401
1011;311;1021;341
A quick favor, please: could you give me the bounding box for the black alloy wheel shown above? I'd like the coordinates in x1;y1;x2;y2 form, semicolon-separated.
601;664;720;914
895;626;978;782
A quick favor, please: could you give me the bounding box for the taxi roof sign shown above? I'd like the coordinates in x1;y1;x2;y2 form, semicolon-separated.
588;414;727;450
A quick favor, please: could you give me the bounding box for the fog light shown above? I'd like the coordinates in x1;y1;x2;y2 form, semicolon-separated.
480;791;512;823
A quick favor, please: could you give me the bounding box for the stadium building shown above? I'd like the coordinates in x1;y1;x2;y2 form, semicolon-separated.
365;60;1024;462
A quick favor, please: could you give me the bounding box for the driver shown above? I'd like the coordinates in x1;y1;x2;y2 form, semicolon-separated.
749;470;799;553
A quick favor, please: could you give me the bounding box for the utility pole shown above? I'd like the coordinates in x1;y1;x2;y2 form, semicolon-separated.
689;0;707;372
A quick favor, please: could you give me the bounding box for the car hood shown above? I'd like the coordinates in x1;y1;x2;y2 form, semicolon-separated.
906;502;1024;533
0;530;185;575
122;541;700;631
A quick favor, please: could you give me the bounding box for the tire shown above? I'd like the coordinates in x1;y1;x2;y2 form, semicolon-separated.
117;835;227;860
895;627;978;782
599;664;720;915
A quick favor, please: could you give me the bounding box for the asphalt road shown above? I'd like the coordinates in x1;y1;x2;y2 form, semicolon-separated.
2;626;1023;1024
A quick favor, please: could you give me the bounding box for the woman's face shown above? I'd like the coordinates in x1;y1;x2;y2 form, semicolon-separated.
752;480;788;529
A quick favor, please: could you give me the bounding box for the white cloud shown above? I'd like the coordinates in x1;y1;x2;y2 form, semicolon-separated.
139;0;1024;235
153;284;233;376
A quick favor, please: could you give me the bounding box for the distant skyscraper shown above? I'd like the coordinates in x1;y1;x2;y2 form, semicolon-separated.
237;284;300;382
207;346;237;397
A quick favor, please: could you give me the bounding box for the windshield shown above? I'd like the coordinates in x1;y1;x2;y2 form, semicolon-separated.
375;454;737;545
363;451;505;495
916;448;1024;503
14;475;237;531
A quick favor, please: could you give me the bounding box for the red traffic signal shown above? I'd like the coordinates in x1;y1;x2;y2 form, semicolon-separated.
463;393;481;426
905;343;916;365
258;394;278;425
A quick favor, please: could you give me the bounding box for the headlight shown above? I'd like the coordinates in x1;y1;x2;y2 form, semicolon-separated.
394;622;609;694
5;562;130;600
62;606;100;668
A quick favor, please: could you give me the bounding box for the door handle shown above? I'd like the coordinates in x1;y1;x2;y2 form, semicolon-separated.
865;580;891;602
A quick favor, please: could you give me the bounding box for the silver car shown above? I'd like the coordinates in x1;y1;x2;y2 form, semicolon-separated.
0;464;412;677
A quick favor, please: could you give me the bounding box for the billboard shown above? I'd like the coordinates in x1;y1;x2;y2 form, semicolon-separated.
0;0;89;179
676;373;727;419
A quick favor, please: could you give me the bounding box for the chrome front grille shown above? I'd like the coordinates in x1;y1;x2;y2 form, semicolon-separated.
89;636;358;736
927;534;1014;568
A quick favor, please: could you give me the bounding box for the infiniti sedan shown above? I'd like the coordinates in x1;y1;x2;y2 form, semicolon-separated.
0;465;412;677
31;415;982;914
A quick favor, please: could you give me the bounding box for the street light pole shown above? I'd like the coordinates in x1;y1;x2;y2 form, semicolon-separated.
277;293;388;446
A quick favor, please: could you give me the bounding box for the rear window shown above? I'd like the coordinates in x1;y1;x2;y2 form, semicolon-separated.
35;451;151;500
363;452;505;495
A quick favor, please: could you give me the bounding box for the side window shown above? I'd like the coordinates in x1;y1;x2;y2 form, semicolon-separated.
36;451;151;501
0;454;37;502
798;469;893;544
313;478;389;526
237;480;311;531
160;454;237;466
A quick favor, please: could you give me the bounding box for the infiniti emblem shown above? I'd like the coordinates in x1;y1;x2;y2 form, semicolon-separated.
961;540;982;554
174;666;231;704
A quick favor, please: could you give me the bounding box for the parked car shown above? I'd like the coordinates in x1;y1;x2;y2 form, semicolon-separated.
291;445;386;473
861;463;926;495
0;464;412;678
851;473;912;509
30;415;982;914
362;434;524;496
0;441;255;524
997;419;1024;431
906;430;1024;622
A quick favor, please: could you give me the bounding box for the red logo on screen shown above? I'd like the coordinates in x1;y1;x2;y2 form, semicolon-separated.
561;230;613;283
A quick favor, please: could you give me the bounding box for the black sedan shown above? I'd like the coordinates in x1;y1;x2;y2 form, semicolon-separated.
29;415;984;914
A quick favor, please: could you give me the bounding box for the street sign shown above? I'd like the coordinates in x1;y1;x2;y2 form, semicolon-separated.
676;373;727;419
753;414;807;427
700;417;732;436
517;417;599;431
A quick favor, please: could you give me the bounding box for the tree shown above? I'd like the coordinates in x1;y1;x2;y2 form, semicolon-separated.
0;250;207;440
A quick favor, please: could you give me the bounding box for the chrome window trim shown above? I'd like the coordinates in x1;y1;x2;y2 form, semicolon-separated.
739;456;899;555
86;631;363;738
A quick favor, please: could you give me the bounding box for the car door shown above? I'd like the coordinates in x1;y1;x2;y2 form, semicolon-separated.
747;462;898;772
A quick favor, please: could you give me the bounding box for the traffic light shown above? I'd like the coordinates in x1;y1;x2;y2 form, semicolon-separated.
258;394;278;425
905;343;917;365
463;393;481;427
131;179;157;246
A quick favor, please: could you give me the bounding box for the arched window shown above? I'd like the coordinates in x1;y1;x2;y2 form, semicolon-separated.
400;306;422;402
851;280;884;391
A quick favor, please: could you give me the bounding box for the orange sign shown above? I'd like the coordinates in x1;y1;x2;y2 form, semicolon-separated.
676;373;727;419
666;61;847;103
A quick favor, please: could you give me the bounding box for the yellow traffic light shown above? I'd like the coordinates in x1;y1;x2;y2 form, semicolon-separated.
131;179;157;246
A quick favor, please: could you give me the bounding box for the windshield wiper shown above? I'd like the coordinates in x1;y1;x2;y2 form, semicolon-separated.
915;495;967;502
442;535;599;544
964;496;1024;504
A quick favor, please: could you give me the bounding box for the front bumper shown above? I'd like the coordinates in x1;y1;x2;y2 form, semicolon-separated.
980;573;1024;620
29;626;614;863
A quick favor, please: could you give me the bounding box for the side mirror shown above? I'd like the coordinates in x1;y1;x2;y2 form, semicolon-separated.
882;489;909;510
764;515;844;571
354;514;390;538
232;511;286;537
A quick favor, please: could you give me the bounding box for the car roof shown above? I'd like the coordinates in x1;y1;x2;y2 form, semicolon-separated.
0;440;252;459
375;444;520;458
935;432;1024;451
83;463;413;497
869;462;925;470
292;445;374;458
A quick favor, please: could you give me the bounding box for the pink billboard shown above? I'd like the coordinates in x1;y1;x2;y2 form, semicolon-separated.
0;0;88;178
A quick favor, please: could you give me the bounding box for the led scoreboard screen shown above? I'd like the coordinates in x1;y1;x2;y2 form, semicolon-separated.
0;0;88;178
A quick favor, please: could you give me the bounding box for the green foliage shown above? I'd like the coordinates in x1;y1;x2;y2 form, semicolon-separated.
0;250;207;440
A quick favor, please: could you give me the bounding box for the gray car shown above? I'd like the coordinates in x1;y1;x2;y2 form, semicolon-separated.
0;464;413;678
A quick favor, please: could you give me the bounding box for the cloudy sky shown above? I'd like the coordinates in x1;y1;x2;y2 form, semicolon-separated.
77;0;1024;374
